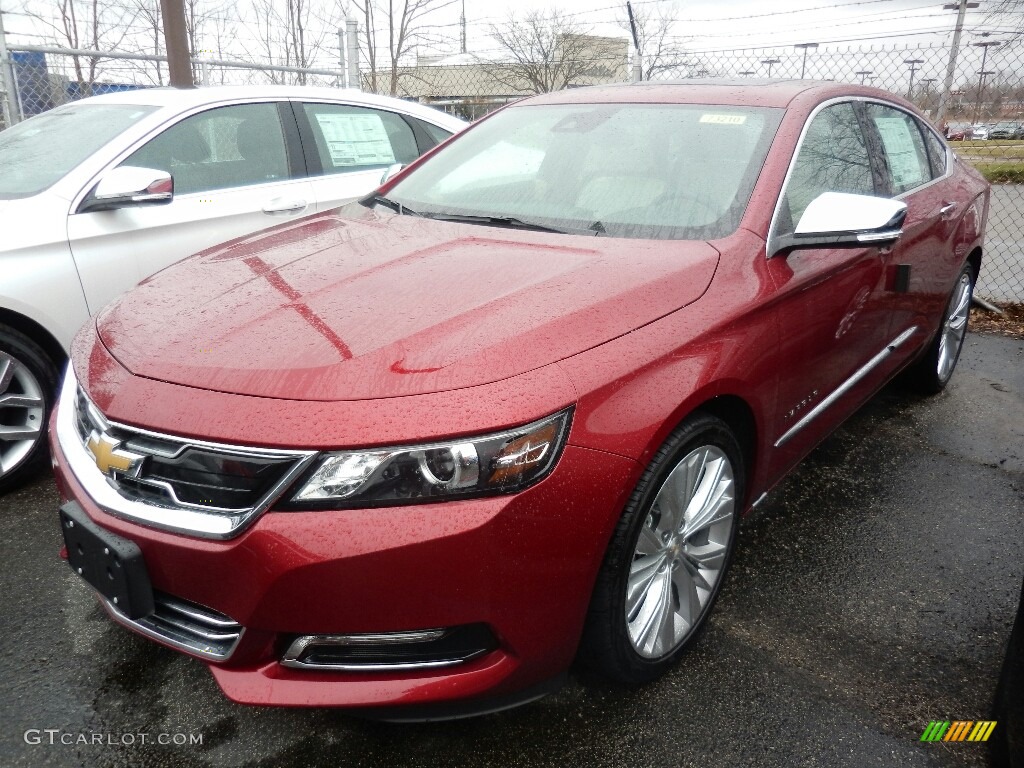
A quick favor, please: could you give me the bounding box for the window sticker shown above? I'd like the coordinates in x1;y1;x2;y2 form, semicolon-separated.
314;112;396;167
873;117;926;189
699;114;747;125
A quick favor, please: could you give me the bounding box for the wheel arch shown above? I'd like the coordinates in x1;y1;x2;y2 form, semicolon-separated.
0;308;69;375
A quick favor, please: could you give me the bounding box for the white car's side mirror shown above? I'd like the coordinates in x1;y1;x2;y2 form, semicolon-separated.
380;163;405;184
79;166;174;213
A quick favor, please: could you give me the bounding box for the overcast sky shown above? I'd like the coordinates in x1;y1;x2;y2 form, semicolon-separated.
2;0;1018;70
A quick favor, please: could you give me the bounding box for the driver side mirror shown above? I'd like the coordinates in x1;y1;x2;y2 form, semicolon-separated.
79;166;174;213
771;192;907;257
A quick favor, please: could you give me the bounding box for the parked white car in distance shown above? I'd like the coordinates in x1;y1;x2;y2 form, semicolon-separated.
0;85;466;491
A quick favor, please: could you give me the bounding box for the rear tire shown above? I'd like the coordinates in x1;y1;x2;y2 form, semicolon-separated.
0;326;59;494
579;413;744;684
904;264;973;395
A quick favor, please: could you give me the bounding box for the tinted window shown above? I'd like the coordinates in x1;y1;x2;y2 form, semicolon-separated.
123;103;291;195
865;103;932;195
387;103;784;240
782;102;875;229
302;103;418;174
919;119;948;179
414;117;454;146
0;103;157;199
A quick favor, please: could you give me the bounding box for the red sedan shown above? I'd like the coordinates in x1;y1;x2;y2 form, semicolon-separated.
50;81;988;716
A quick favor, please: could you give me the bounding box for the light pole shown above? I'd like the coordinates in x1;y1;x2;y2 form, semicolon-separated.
936;1;980;126
904;58;924;98
920;77;937;113
794;43;818;79
761;58;781;78
856;69;874;85
973;40;1001;123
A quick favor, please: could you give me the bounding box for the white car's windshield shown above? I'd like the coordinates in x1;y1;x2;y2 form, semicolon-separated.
0;102;158;199
386;102;784;240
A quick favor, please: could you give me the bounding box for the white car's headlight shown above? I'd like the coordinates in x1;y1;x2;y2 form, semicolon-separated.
286;409;572;508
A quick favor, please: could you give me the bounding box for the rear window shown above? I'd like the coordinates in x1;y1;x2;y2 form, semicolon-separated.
0;103;157;198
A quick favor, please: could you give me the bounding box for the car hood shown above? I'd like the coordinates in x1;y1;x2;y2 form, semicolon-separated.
96;208;720;401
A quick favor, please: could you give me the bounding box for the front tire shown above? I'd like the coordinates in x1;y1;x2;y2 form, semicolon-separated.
0;326;59;494
579;413;744;684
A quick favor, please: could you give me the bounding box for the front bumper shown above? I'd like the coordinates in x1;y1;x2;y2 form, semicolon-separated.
50;404;639;709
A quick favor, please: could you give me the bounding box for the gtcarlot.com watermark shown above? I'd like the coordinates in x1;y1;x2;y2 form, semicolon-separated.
25;729;202;747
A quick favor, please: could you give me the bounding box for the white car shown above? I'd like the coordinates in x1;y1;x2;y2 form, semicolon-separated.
0;85;465;491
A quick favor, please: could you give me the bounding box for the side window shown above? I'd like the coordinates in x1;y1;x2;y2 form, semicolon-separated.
412;117;454;147
301;103;418;175
122;103;291;195
782;102;875;230
919;119;948;179
865;103;932;195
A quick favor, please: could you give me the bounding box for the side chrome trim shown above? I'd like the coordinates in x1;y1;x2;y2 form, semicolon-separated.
774;326;919;448
55;368;318;540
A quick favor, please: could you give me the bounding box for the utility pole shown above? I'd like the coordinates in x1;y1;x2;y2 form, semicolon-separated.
936;1;979;127
339;24;347;87
0;5;18;125
973;39;1001;123
794;43;818;79
160;0;194;87
904;58;923;99
346;18;359;90
856;69;874;85
762;58;781;77
460;0;466;55
627;1;642;82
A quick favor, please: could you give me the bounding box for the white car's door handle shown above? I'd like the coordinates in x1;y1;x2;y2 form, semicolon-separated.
263;199;307;215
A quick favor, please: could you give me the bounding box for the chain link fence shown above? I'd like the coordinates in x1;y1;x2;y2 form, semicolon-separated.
0;40;1021;303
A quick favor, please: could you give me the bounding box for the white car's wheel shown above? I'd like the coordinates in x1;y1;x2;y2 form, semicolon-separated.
0;327;58;493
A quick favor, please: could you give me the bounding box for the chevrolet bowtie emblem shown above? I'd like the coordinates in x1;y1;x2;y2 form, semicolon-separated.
86;432;144;478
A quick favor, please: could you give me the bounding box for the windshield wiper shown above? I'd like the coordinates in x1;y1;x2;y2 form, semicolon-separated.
422;213;596;236
361;194;421;217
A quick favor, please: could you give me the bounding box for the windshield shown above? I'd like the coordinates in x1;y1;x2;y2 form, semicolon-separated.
386;102;783;240
0;102;158;199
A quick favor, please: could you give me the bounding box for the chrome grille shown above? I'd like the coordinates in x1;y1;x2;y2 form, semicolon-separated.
59;374;318;539
106;591;243;661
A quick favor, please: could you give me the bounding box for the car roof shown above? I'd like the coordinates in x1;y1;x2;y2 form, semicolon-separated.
68;85;467;128
518;79;915;110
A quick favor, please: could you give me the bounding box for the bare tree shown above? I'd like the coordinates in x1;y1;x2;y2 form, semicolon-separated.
482;9;626;95
27;0;139;93
252;0;337;83
346;0;458;95
987;1;1024;40
617;1;690;80
349;0;378;92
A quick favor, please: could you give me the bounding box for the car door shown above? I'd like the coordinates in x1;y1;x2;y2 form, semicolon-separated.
764;101;896;472
293;101;425;213
66;101;314;314
860;102;963;355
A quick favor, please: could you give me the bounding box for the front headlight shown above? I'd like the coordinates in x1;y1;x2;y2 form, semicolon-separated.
287;408;573;508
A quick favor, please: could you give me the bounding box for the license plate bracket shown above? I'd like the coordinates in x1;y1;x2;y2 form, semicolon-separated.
59;502;155;620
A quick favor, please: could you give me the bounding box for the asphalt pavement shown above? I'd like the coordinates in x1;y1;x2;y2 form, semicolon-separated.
1;332;1021;768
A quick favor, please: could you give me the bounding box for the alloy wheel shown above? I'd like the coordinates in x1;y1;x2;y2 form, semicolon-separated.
0;351;46;478
937;272;971;383
626;445;735;659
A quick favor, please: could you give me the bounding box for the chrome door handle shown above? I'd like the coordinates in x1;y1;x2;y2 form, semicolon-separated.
939;202;958;219
263;199;307;215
